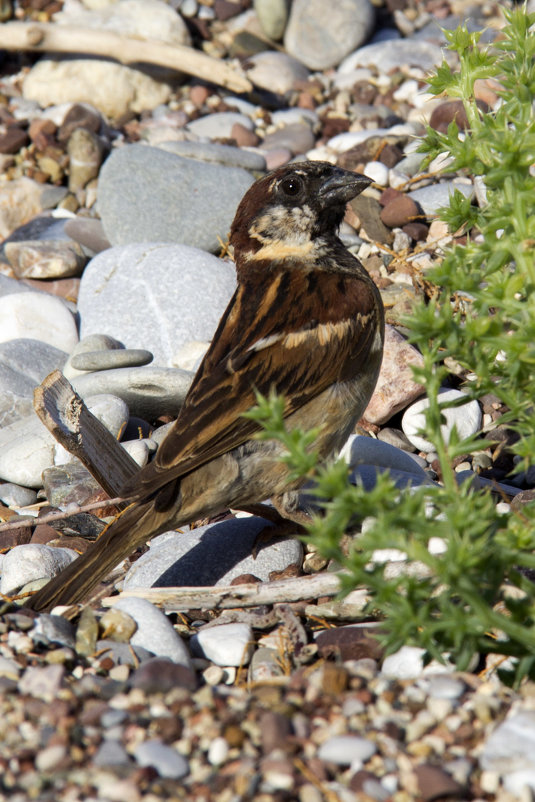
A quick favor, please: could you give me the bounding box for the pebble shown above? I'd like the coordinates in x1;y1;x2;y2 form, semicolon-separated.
77;243;236;367
0;178;61;240
254;0;289;40
0;393;128;487
0;338;67;428
31;614;76;650
0;482;37;508
0;292;78;353
63;217;111;255
93;740;131;769
364;325;425;424
363;161;389;186
70;348;153;372
123;515;303;589
317;735;376;766
1;543;78;595
187;111;254;139
17;664;65;702
244;51;309;94
5;240;87;280
113;597;193;668
408;180;474;216
284;0;375;70
339;37;444;74
191;622;254;667
340;435;430;480
134;739;189;779
63;333;129;379
381;645;452;679
480;711;535;773
97;145;254;252
261;122;316;155
158;139;266;171
402;388;482;452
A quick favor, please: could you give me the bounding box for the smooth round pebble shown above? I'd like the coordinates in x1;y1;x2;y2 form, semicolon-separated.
0;292;78;352
0;543;78;595
113;597;192;668
207;736;230;766
317;735;376;766
481;711;535;773
134;739;189;779
70;348;153;372
402;389;482;452
191;623;254;667
363;160;389;185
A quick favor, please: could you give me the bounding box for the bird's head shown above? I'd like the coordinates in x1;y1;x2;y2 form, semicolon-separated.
229;161;371;275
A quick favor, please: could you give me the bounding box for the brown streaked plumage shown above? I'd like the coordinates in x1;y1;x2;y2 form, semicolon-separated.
27;161;385;612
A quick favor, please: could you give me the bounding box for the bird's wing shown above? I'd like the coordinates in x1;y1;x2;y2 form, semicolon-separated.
123;265;381;500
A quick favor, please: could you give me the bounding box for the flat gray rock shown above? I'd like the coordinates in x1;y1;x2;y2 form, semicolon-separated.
186;111;254;139
77;243;236;367
158;140;266;171
97;144;254;252
408;181;474;215
124;516;303;589
339;37;444;74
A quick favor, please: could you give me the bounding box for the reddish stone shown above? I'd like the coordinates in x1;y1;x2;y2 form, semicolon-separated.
214;0;242;20
379;186;402;207
429;98;489;134
414;764;466;800
28;118;57;150
380;194;422;227
190;85;210;108
315;624;383;662
0;126;28;154
231;122;259;147
403;221;429;241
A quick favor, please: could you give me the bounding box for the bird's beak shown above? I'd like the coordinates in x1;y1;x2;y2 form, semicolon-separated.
318;169;372;206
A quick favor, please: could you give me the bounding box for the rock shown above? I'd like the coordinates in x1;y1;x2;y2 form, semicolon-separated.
0;293;78;353
362;160;389;186
254;0;290;40
56;103;105;143
0;178;57;240
0;394;128;487
191;623;254;666
77;244;236;367
63;333;127;379
63;217;111;255
134;739;189;779
5;240;87;280
0;543;78;595
67;128;104;193
97;145;254;252
408;181;474;216
93;741;131;769
186;111;254;140
131;656;196;693
0;482;38;508
70;348;153;372
113;598;193;667
402;388;482;452
481;711;535;773
123;515;303;589
349;195;392;245
0;339;67;428
17;664;65;702
23;60;173;121
364;325;426;424
414;764;466;801
315;624;383;662
244;51;309;94
158;140;266;171
284;0;375;70
317;735;376;766
381;645;451;679
31;614;76;650
261;122;316;155
340;435;430;479
380;195;422;228
339;37;443;74
0;126;28;154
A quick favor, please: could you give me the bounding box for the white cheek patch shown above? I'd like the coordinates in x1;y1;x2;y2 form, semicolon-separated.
246;204;321;263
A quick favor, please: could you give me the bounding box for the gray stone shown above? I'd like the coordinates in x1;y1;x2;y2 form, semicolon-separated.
408;181;474;215
0;339;66;427
186;111;254;139
254;0;289;40
31;614;76;650
63;333;126;379
261;122;316;155
244;51;309;94
0;543;78;595
70;348;153;372
284;0;375;70
94;740;131;768
317;735;376;766
18;664;65;702
71;367;193;419
0;483;38;508
123;515;303;589
4;240;87;280
113;597;193;667
340;435;431;478
158;139;266;171
96;640;154;666
97;145;254;252
77;243;236;367
134;739;189;779
0;292;78;353
191;623;254;667
63;217;111;255
0;274;35;297
339;37;444;74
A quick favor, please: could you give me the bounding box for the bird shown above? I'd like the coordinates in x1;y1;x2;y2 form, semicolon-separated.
26;160;385;612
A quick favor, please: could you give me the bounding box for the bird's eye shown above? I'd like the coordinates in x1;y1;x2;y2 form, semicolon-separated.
280;175;303;196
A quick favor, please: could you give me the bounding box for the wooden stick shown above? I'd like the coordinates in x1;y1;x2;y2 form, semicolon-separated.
33;370;139;499
102;572;357;612
0;21;252;94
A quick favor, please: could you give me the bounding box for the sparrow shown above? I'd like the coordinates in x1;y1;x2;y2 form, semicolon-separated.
27;161;385;612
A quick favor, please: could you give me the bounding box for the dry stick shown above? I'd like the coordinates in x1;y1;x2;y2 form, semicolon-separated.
102;572;353;612
0;21;253;94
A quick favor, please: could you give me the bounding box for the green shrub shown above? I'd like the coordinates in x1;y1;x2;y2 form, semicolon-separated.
249;6;535;685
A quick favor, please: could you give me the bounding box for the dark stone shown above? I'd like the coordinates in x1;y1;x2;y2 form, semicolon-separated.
315;624;383;662
131;657;197;693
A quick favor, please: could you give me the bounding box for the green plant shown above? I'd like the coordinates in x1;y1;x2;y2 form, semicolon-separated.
248;6;535;685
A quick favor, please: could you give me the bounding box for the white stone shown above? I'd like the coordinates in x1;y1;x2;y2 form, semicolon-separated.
402;389;482;453
363;160;389;186
481;711;535;772
317;735;376;766
192;623;254;667
113;597;192;667
0;292;78;352
0;543;77;595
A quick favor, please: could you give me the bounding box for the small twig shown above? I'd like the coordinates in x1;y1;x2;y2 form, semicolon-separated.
0;496;125;533
103;572;351;612
0;21;252;94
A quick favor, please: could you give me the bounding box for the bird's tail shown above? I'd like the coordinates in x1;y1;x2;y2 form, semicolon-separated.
25;499;177;612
